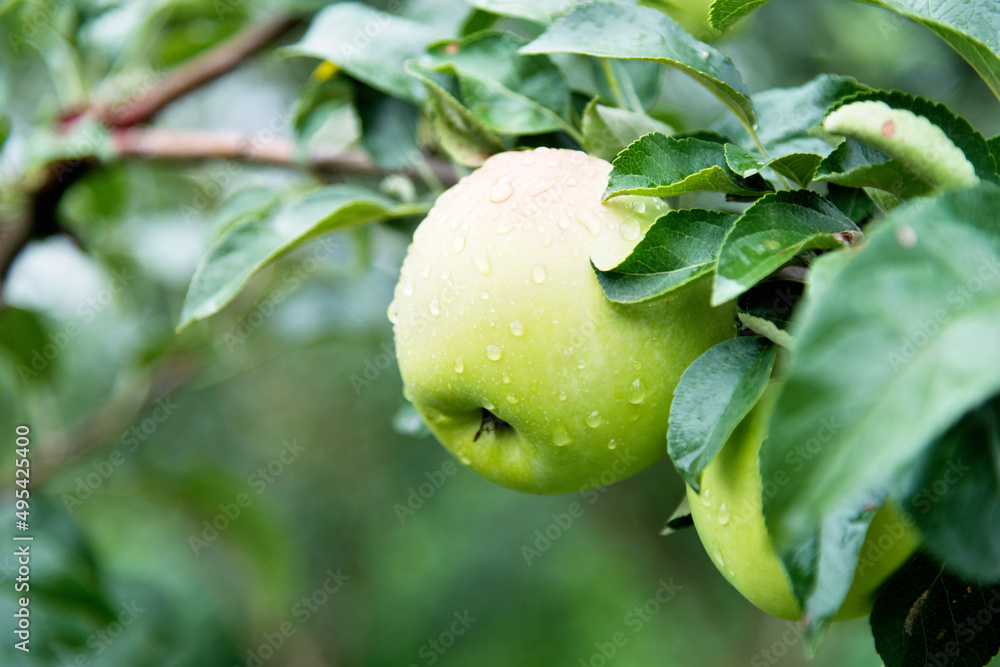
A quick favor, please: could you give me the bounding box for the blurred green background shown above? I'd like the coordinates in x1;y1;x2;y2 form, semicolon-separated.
1;0;998;665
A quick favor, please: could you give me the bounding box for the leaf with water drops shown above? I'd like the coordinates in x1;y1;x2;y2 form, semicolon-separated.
595;209;737;304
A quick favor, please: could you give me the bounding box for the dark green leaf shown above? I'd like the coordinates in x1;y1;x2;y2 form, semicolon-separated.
853;0;1000;103
724;143;822;187
520;1;757;133
871;552;1000;667
713;190;859;305
898;396;1000;582
595;209;737;303
605;133;773;200
708;0;772;30
179;186;423;330
813;138;934;199
828;89;999;184
582;98;673;162
667;336;775;491
0;306;54;383
762;183;1000;550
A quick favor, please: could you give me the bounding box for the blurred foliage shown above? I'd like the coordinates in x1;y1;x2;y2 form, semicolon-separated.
0;0;998;665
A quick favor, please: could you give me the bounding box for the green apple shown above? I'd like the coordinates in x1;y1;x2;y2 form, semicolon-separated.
686;386;921;620
642;0;722;42
389;148;735;494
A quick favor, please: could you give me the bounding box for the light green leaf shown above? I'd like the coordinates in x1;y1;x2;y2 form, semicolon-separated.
406;63;506;167
605;132;772;200
854;0;1000;103
520;1;757;133
724;143;823;187
713;190;859;305
463;0;587;23
667;336;775;491
595;209;737;303
422;31;574;137
761;183;1000;550
281;3;448;103
582;98;674;162
178;186;423;330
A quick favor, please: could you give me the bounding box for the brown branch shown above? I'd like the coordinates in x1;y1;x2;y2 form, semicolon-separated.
0;13;302;300
113;127;456;185
100;14;301;127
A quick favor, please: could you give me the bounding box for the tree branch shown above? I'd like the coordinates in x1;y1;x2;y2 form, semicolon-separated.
112;127;456;185
0;13;302;300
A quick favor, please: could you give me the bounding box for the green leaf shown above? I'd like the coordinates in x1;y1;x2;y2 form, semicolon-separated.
813;138;935;199
761;183;1000;550
281;2;448;103
520;1;758;133
853;0;1000;103
464;0;585;23
826;89;999;185
724;143;823;187
406;63;506;166
595;209;737;303
422;31;574;137
582;98;674;162
780;497;881;644
0;306;54;383
715;74;869;158
990;135;1000;169
0;114;10;153
667;336;775;491
713;190;859;305
605;133;773;200
178;186;423;330
898;396;1000;582
871;552;1000;667
708;0;772;30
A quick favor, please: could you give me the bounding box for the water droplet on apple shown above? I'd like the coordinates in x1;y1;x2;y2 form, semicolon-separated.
483;398;495;410
576;359;586;370
509;320;525;337
387;299;399;324
628;379;646;404
489;177;515;203
481;290;489;300
586;411;601;428
430;297;441;316
552;425;571;446
701;488;712;507
421;264;431;279
531;264;546;284
495;221;515;234
607;439;617;450
557;209;571;230
486;345;502;361
576;208;602;236
620;220;640;241
403;279;415;296
440;269;451;280
565;176;578;187
718;503;730;525
712;543;726;568
506;394;518;404
558;391;567;401
453;235;466;253
632;200;646;213
454;358;464;373
502;371;511;384
474;253;492;276
542;234;553;247
459;454;472;465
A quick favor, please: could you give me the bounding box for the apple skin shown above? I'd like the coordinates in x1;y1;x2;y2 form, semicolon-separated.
389;148;736;494
686;386;921;620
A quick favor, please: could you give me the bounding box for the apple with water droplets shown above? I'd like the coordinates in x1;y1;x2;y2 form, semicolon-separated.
389;148;735;494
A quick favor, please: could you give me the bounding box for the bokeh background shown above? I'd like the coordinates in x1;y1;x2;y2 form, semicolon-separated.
1;0;998;665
